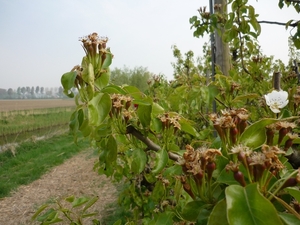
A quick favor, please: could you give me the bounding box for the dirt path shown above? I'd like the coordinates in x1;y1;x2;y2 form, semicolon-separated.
0;150;117;225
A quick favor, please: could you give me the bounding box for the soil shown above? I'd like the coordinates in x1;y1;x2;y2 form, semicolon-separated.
0;149;118;225
0;99;75;112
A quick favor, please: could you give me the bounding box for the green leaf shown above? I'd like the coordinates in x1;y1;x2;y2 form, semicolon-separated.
95;71;110;90
69;110;80;142
225;12;235;30
208;199;229;225
72;197;89;208
152;180;165;202
31;204;49;221
65;196;75;203
152;102;165;116
179;118;198;136
36;208;56;222
137;100;152;128
207;85;219;105
82;212;98;218
106;135;117;163
217;167;239;185
88;92;111;126
123;85;145;99
163;164;182;176
240;118;278;148
131;148;147;174
155;211;174;225
83;196;99;212
278;212;300;225
225;184;283;225
102;50;113;69
123;85;142;94
79;119;91;137
82;63;95;85
61;71;77;97
101;85;127;94
152;149;168;174
181;200;207;221
286;187;300;202
231;93;259;103
113;219;122;225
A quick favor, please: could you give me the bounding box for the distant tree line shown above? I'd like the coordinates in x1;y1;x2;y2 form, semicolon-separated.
1;66;156;99
0;86;65;99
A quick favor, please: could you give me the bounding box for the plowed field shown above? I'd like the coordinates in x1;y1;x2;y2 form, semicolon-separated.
0;99;75;111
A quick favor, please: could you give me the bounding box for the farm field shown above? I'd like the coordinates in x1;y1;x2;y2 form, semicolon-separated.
0;99;76;141
0;100;120;224
0;99;75;111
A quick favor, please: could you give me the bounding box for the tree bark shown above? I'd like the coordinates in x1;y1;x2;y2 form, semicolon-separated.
214;0;231;75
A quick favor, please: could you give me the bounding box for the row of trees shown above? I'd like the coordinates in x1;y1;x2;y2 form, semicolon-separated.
0;86;64;99
1;67;152;99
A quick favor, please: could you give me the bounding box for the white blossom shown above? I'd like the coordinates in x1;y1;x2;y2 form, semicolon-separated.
264;90;289;113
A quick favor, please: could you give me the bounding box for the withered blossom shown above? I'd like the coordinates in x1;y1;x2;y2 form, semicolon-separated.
226;161;240;173
198;147;222;162
230;144;252;155
260;145;285;171
158;113;181;131
286;132;298;140
275;121;297;130
261;145;285;156
113;100;123;109
249;152;267;166
79;32;109;56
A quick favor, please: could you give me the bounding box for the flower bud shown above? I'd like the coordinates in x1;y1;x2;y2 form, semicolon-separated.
206;161;216;182
266;128;275;146
281;177;298;190
230;127;238;145
292;201;300;214
234;171;246;187
183;183;195;199
239;120;247;135
284;139;293;151
278;128;288;145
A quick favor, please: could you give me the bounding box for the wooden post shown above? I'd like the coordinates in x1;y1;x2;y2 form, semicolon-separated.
214;0;231;76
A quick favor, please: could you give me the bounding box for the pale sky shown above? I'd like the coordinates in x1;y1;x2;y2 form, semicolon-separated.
0;0;299;90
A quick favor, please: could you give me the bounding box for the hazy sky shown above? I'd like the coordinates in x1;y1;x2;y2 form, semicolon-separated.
0;0;299;90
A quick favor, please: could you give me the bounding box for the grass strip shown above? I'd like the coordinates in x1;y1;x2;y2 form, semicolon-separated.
0;107;74;136
0;133;89;198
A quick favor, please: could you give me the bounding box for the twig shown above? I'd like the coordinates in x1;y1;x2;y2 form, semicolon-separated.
258;20;299;27
126;125;180;161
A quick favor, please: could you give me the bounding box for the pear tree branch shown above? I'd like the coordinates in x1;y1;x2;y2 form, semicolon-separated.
126;125;180;161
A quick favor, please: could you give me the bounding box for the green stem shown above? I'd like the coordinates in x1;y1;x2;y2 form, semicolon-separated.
267;170;298;200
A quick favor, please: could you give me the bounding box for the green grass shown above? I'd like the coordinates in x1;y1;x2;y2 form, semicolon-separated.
0;133;89;198
0;107;74;136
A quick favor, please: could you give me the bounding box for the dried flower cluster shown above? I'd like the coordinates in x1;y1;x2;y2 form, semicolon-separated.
178;145;221;199
79;32;108;57
110;93;134;124
226;143;300;191
266;121;297;148
158;113;181;133
209;108;250;146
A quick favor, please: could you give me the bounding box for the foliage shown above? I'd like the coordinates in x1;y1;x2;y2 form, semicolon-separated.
33;1;300;223
110;66;153;93
32;196;100;225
